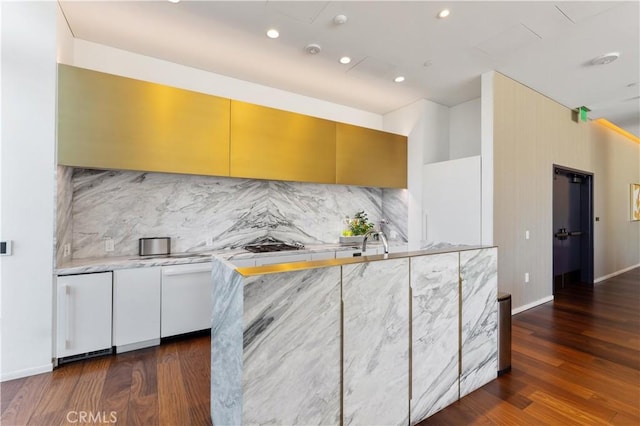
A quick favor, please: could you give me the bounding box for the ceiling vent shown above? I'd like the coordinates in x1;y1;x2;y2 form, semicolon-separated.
305;43;322;55
591;52;620;65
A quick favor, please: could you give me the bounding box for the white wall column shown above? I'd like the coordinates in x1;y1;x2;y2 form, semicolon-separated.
480;71;495;246
1;1;57;381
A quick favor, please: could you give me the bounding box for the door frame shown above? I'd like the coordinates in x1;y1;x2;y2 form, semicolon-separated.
552;164;594;290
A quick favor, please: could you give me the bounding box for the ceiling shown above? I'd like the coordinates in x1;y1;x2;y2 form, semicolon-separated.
59;1;640;136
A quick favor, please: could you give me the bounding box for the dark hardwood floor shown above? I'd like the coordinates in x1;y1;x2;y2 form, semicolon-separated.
1;268;638;425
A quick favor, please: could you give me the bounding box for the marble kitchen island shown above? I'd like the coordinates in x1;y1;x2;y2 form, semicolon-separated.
211;246;498;425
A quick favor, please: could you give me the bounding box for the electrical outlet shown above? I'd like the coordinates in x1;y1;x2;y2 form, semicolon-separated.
105;238;115;252
525;230;530;240
206;237;213;247
524;272;530;283
390;230;398;240
63;243;71;257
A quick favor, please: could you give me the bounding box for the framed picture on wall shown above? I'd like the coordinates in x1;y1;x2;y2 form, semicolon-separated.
632;183;640;221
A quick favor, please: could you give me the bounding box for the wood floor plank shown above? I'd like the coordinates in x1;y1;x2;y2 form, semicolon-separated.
60;357;111;426
1;377;27;415
527;390;615;424
127;357;159;426
27;361;84;425
157;355;191;425
97;354;135;426
0;373;51;426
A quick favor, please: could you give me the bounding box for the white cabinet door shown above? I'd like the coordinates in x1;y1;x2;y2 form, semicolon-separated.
56;272;112;359
113;267;161;352
254;253;310;266
161;263;213;337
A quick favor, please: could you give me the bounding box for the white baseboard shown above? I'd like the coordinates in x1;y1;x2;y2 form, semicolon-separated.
594;263;640;283
1;363;53;382
512;295;554;315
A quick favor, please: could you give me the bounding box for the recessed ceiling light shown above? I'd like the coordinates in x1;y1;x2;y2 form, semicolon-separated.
394;76;405;83
339;56;351;64
591;52;620;65
437;9;450;19
266;29;280;39
168;0;180;3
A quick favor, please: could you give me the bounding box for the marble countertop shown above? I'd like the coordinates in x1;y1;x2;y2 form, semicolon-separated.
233;244;493;277
55;242;402;275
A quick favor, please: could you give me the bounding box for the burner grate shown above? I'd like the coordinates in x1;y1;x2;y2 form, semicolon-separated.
243;243;302;253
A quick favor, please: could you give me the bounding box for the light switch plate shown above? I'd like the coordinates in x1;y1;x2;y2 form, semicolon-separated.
1;240;13;256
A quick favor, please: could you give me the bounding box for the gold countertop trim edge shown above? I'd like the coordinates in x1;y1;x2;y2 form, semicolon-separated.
234;245;496;277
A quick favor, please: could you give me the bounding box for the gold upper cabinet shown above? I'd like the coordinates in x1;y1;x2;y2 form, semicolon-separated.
57;64;230;176
336;123;407;188
230;101;336;184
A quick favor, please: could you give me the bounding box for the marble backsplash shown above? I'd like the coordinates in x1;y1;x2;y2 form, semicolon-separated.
60;167;408;260
56;166;74;265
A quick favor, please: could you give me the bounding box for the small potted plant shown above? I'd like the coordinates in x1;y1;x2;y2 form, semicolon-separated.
340;210;375;244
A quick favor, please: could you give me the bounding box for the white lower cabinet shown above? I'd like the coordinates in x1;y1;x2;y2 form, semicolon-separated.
113;267;161;353
56;272;113;359
161;262;213;337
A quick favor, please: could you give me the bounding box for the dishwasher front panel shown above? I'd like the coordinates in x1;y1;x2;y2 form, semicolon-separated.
161;263;213;338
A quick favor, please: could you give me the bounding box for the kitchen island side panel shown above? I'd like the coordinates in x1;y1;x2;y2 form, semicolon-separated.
410;252;460;423
242;266;341;425
211;261;244;426
342;258;410;426
460;247;498;397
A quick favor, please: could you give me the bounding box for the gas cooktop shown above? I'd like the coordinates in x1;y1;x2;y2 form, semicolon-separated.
243;242;304;253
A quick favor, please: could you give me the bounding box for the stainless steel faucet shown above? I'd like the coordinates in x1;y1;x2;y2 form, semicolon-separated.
362;230;389;254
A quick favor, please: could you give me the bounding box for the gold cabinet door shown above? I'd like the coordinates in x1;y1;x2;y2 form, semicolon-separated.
57;64;230;176
336;123;407;188
229;101;336;184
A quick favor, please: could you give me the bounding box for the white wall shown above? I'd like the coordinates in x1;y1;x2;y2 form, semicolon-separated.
422;103;450;165
1;1;58;381
422;156;482;245
449;98;481;160
384;99;456;250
